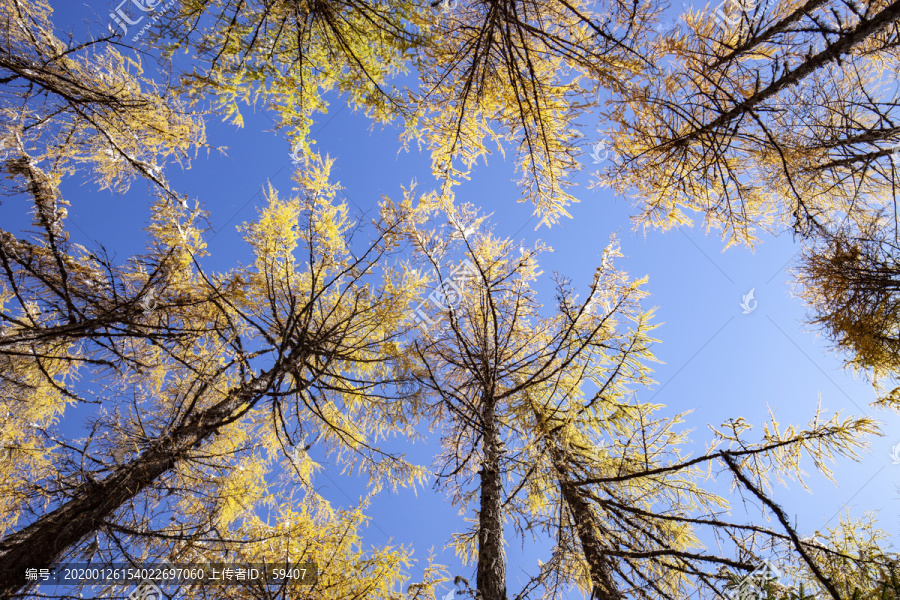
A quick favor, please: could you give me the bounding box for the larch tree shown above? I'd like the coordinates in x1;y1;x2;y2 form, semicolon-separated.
0;147;432;597
150;0;662;227
2;0;898;598
0;2;445;597
795;213;900;402
603;0;900;245
0;0;206;202
400;0;657;226
395;198;891;600
144;0;900;235
154;0;422;156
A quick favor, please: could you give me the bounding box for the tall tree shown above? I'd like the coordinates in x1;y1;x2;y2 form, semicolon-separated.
0;3;436;596
398;199;889;600
146;0;900;234
604;0;900;245
3;1;898;598
156;0;423;156
0;152;429;597
155;0;660;227
402;0;656;226
796;216;900;407
0;0;205;202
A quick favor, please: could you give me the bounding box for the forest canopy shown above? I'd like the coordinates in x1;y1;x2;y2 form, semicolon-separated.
1;0;899;599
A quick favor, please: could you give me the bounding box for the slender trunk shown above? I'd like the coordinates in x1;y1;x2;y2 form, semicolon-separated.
0;354;298;598
531;401;621;600
557;476;623;600
477;397;506;600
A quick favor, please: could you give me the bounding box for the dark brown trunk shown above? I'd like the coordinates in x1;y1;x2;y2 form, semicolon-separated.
530;400;621;600
557;477;623;600
477;397;506;600
0;355;296;598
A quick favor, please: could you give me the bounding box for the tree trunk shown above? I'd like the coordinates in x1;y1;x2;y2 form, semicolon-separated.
0;355;297;598
669;0;900;150
557;477;623;600
530;400;621;600
477;397;507;600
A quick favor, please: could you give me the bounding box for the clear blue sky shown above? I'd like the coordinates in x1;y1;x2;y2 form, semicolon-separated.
8;2;899;596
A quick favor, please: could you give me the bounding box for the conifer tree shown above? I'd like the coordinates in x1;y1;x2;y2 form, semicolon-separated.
398;199;888;600
0;151;430;596
604;0;900;245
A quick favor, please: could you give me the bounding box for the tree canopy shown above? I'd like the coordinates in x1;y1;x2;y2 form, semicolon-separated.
1;0;899;599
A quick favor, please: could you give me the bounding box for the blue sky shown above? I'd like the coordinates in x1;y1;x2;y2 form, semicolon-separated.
8;1;900;597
